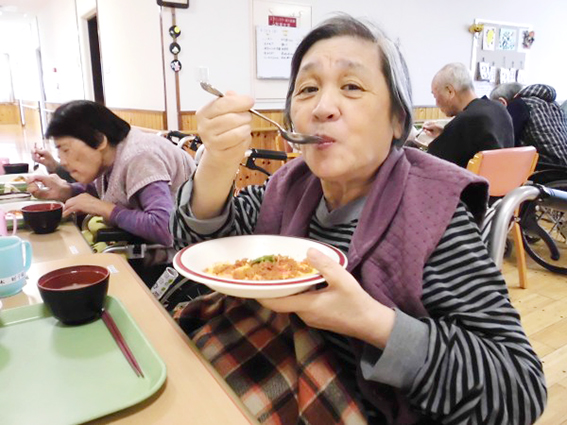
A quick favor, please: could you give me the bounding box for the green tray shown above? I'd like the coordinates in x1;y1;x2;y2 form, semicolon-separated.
0;296;167;424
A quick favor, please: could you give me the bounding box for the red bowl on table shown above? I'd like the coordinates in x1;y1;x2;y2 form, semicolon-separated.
38;265;110;325
21;202;63;234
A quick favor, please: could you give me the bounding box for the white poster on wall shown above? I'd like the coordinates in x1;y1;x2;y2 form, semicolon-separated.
252;1;312;104
482;26;496;51
498;28;517;51
518;28;534;53
255;25;308;79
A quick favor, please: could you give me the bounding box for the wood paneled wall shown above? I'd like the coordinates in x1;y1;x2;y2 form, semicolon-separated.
112;109;167;130
180;107;444;188
21;101;42;140
180;107;445;133
413;106;446;121
180;110;287;188
43;104;166;132
0;103;20;124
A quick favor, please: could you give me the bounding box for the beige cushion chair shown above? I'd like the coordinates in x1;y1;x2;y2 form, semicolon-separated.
467;146;539;288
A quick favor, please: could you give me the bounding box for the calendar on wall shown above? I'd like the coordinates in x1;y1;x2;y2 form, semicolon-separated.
470;18;533;97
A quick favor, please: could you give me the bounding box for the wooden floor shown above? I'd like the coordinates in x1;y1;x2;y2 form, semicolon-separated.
1;123;566;423
504;253;567;424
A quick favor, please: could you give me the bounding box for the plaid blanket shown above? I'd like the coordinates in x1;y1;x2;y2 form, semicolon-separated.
174;293;367;424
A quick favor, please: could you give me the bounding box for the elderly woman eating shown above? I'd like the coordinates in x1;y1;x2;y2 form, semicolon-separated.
170;15;546;425
28;101;195;277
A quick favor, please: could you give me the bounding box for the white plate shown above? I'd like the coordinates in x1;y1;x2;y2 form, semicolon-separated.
0;173;33;183
0;193;31;202
0;200;64;229
173;235;348;299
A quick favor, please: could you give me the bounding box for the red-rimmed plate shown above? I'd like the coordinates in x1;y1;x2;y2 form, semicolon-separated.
173;235;348;299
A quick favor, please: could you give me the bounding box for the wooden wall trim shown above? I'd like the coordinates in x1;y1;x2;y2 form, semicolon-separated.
180;109;286;134
180;107;445;133
179;106;445;190
413;107;446;121
21;100;40;109
110;108;167;130
0;103;20;125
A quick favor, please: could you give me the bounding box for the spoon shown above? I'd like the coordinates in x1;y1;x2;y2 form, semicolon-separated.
200;82;324;145
32;144;39;171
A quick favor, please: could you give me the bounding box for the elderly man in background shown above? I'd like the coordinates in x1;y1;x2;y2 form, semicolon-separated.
490;82;567;167
424;62;514;168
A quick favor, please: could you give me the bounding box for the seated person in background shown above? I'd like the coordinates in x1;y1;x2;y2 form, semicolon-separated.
27;100;195;270
32;146;75;182
424;62;514;168
490;82;567;167
170;16;545;424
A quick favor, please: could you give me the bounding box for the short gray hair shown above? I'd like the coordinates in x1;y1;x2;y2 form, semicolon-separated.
284;14;413;148
489;82;523;103
434;63;474;92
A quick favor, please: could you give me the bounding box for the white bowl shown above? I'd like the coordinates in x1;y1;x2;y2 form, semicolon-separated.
173;235;348;299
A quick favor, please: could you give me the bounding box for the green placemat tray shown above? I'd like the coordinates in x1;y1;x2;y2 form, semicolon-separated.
0;296;166;424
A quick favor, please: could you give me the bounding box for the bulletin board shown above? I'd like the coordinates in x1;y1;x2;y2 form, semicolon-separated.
256;25;309;80
251;0;312;103
470;18;534;97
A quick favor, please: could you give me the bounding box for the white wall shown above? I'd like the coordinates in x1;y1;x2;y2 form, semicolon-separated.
33;0;164;110
97;0;164;110
0;14;41;101
20;0;567;113
36;0;84;103
172;0;567;109
172;0;251;111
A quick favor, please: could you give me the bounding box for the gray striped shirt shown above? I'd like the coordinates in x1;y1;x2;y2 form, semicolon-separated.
170;182;546;424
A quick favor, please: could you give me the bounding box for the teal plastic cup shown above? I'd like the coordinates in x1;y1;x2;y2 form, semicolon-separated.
0;236;32;297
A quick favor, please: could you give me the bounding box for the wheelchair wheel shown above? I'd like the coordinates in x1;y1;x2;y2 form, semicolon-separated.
522;180;567;275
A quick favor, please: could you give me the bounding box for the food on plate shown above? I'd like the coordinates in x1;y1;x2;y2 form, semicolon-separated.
8;210;23;219
0;180;28;195
11;176;26;182
205;254;316;280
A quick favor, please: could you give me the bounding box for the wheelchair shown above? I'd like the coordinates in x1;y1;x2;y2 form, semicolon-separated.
80;131;199;286
80;214;171;287
519;162;567;274
85;130;295;292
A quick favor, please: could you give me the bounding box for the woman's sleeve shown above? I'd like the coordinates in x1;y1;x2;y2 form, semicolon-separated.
169;176;267;250
70;182;96;197
109;180;174;246
362;203;546;424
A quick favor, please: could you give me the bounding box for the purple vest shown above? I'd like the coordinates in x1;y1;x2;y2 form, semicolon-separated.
255;148;488;423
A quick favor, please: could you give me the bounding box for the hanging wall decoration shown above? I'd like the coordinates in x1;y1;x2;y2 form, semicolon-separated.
522;30;535;49
469;23;484;35
482;26;496;51
477;62;491;81
498;28;517;51
169;42;181;55
169;25;182;72
169;25;181;38
470;18;532;97
157;0;189;8
170;59;182;72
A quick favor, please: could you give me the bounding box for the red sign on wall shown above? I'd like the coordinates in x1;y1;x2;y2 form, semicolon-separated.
268;15;297;27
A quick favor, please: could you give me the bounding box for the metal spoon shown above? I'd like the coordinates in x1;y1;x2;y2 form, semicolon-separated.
32;144;39;171
200;82;324;145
